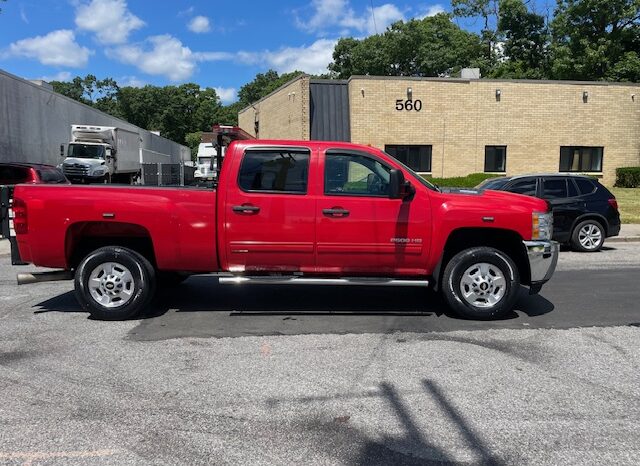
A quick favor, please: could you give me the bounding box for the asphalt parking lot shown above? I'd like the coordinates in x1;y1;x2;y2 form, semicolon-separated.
1;244;639;464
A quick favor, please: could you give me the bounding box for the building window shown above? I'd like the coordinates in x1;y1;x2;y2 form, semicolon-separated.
484;146;506;172
385;145;432;172
560;146;603;172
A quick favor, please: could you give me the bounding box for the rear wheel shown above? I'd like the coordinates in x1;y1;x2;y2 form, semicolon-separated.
571;220;605;252
74;246;156;320
442;247;520;320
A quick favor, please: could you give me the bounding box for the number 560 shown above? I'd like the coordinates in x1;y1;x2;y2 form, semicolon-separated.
395;99;422;111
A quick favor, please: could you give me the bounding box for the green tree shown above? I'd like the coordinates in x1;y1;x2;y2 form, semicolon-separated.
329;14;487;78
184;131;202;162
237;70;304;107
551;0;640;81
492;0;550;78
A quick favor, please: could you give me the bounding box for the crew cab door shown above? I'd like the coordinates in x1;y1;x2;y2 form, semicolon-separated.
316;149;430;276
223;146;316;273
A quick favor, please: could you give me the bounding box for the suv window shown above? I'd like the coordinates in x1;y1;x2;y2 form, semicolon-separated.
325;153;391;196
508;178;537;196
0;166;31;184
238;150;310;193
542;178;568;199
575;178;596;195
38;168;67;183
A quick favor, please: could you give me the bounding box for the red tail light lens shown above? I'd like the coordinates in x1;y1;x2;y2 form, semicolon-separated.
608;198;618;210
12;197;28;234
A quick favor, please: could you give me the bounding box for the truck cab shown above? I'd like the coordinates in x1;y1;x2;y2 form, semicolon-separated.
64;140;113;182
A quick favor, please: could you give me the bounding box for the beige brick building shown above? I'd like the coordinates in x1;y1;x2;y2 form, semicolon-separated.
239;75;640;185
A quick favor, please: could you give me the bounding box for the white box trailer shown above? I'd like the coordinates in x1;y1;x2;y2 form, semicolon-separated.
63;125;142;183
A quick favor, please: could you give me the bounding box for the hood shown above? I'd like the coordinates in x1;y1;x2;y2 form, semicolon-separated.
436;187;549;213
63;158;105;168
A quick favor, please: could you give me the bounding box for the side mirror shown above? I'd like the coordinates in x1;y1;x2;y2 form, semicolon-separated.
389;169;413;199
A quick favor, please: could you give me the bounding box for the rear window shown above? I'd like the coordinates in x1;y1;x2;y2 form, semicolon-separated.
238;150;310;193
575;178;596;195
0;166;31;184
38;168;67;183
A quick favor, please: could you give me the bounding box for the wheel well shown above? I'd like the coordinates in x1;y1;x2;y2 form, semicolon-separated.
571;215;608;236
436;228;530;287
66;222;156;269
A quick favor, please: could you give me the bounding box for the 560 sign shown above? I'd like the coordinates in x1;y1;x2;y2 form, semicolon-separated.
395;99;423;112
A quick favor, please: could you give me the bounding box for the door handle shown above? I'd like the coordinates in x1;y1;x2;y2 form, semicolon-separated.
323;208;350;218
232;205;260;214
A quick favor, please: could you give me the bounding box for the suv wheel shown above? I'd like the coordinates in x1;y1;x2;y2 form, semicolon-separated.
442;247;520;320
571;220;605;252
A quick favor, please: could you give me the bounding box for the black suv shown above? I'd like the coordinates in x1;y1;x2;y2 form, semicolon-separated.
477;174;621;252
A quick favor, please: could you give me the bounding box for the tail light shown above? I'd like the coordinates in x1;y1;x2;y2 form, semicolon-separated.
12;197;28;234
608;198;618;210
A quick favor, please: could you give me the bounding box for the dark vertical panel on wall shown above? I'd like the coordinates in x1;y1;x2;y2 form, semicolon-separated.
310;80;350;141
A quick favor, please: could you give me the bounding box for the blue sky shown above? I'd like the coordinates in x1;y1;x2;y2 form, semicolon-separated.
0;0;456;103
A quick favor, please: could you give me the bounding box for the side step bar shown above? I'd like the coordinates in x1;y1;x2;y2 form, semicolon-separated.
17;271;73;285
219;276;429;287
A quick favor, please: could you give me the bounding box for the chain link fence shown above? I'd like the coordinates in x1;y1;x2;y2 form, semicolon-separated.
141;163;197;186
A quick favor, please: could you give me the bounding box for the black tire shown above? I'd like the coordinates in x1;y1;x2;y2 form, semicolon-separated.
441;247;520;320
571;219;605;252
74;246;156;320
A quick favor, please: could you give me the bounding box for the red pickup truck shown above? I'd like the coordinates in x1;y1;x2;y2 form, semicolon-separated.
9;139;558;320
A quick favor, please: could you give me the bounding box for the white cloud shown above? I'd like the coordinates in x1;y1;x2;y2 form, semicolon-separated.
297;0;404;35
194;51;235;61
108;35;195;81
20;5;29;23
75;0;144;45
188;15;211;33
7;30;92;67
37;71;72;82
239;39;337;75
119;76;147;87
419;4;446;18
214;87;237;104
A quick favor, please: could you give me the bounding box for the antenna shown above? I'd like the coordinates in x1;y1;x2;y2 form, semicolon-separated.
370;0;378;34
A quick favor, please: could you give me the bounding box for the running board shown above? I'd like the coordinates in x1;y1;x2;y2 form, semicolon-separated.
218;276;429;287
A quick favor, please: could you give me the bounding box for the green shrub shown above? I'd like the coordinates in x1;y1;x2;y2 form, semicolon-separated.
615;167;640;188
422;173;497;188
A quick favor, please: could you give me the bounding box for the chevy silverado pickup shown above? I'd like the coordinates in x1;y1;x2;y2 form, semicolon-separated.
7;139;558;320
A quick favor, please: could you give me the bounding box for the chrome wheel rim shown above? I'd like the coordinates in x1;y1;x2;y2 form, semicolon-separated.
459;262;506;308
88;262;135;308
578;224;602;250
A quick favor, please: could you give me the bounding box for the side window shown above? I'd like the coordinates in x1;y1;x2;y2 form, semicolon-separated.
575;178;596;195
238;150;310;193
325;153;391;196
567;178;579;197
542;178;568;199
508;178;537;196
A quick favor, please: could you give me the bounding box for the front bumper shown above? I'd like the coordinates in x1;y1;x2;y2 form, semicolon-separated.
523;240;559;294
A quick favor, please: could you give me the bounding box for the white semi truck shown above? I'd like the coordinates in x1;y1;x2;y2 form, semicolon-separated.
193;142;217;181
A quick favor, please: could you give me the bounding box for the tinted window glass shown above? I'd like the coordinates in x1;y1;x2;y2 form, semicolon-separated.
325;154;391;196
478;178;510;190
38;168;67;183
0;166;30;184
575;178;596;195
484;146;506;172
567;179;579;197
238;150;309;193
543;178;568;199
509;179;537;196
385;145;432;172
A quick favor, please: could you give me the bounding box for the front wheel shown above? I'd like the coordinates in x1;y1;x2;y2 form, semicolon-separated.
442;247;520;320
74;246;156;320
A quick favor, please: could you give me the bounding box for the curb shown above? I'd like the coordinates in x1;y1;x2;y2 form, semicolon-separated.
607;236;640;243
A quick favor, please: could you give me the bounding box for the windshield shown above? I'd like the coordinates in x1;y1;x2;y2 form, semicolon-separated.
476;178;510;190
379;150;440;192
68;144;106;159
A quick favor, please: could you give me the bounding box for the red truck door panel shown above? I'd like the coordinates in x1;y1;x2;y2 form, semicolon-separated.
223;147;316;273
317;150;430;275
